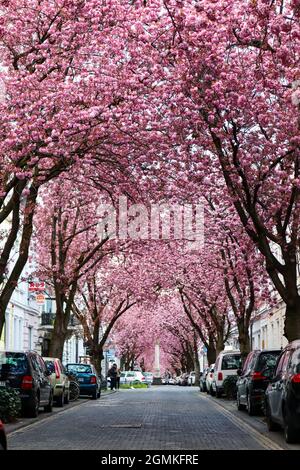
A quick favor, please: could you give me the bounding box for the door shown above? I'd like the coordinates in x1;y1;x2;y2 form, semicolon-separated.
268;350;290;422
37;355;51;404
239;353;255;404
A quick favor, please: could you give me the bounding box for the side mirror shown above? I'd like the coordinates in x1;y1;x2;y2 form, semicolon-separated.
237;369;242;376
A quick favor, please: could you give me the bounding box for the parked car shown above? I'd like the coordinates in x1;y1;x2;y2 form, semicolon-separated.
161;377;169;385
0;351;53;417
120;371;146;385
206;364;215;395
43;357;70;407
265;340;300;443
0;420;7;450
65;363;101;399
143;372;153;385
212;351;241;398
168;377;176;385
178;373;189;386
188;371;196;386
236;349;281;415
200;367;210;392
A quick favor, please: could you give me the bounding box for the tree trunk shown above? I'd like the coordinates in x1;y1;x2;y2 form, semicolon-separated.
193;350;200;386
91;347;103;376
207;335;216;365
284;301;300;341
237;320;251;365
48;332;67;360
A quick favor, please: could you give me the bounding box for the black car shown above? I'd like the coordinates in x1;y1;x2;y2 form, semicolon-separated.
0;420;7;450
265;340;300;443
236;349;281;415
0;351;53;418
199;367;210;392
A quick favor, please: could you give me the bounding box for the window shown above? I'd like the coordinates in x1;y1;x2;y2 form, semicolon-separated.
28;327;33;350
66;364;92;374
221;354;241;370
275;351;290;377
0;352;28;376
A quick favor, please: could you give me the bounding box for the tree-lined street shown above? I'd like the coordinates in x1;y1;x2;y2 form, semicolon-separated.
6;387;299;451
1;0;300;452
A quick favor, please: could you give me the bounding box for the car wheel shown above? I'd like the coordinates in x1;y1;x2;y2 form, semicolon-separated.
265;401;280;432
215;387;222;398
237;393;246;411
44;392;53;413
91;389;98;400
284;409;300;443
56;390;64;408
210;386;215;397
247;394;257;416
25;393;39;418
97;388;101;399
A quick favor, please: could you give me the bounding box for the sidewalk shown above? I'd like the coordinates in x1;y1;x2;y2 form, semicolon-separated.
5;389;116;435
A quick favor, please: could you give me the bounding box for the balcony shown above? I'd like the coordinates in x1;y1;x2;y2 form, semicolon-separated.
39;312;81;330
41;312;56;327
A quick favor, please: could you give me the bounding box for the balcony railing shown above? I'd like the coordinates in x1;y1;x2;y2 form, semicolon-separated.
40;312;81;328
41;312;56;326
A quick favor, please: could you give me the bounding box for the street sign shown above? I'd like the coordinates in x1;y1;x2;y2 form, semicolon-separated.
29;281;45;292
35;294;45;304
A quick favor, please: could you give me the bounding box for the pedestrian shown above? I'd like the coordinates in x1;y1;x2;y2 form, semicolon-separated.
107;363;117;391
116;367;121;390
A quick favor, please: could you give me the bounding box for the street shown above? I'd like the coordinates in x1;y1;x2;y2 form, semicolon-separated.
7;387;299;451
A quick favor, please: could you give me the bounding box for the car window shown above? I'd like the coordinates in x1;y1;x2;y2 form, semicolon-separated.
37;356;47;374
127;372;135;377
30;354;41;373
0;352;28;376
44;360;55;374
256;351;281;372
275;351;290;376
290;348;300;374
66;364;92;374
221;354;241;370
242;353;253;375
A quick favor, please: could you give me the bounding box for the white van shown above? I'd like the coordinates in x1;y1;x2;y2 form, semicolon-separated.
212;350;241;398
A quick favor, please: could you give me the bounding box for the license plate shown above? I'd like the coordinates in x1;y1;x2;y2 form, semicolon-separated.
78;378;84;383
0;381;6;387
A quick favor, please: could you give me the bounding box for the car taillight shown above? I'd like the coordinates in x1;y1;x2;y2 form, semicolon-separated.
251;371;266;380
90;376;97;384
291;374;300;383
21;375;33;390
141;376;145;381
54;362;60;379
218;372;223;381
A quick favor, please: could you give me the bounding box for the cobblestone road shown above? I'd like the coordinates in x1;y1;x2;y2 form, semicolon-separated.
7;386;282;450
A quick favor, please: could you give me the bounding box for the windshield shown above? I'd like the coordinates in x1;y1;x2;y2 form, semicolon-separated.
66;364;92;374
257;352;281;372
0;352;28;376
221;354;241;370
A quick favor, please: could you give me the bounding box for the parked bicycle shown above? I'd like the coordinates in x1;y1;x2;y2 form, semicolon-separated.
67;372;80;402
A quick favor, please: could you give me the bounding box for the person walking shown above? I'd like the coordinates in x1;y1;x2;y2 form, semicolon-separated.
107;363;117;391
116;367;121;390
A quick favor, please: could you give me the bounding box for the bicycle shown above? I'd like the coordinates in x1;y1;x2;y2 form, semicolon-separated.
67;372;80;402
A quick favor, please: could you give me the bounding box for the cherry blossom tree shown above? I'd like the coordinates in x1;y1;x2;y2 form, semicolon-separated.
150;0;300;340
